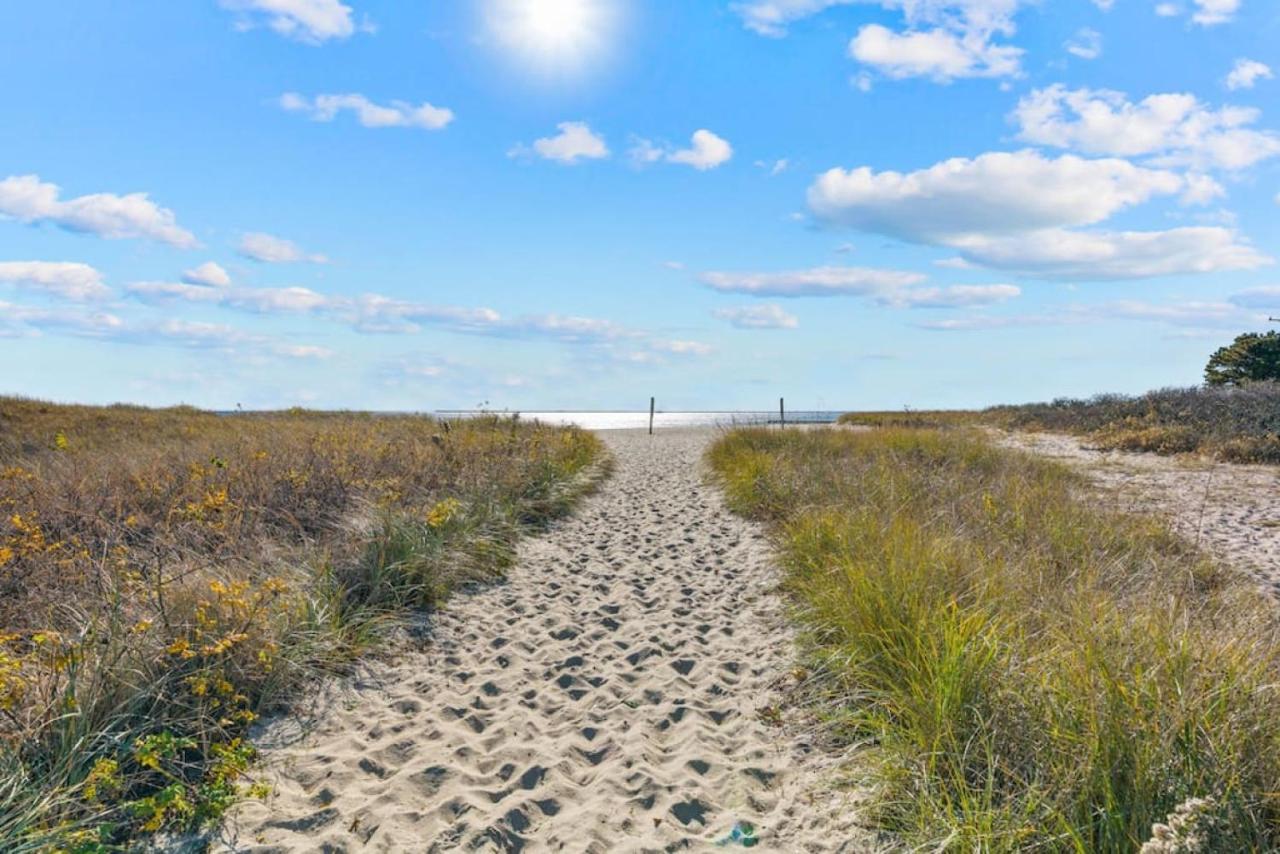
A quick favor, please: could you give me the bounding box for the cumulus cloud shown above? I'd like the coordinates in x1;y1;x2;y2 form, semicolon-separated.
808;149;1269;279
808;150;1185;242
701;265;926;297
0;261;111;301
1012;85;1280;171
182;262;232;288
0;174;197;248
238;232;328;264
735;0;1030;81
514;122;610;164
713;304;800;329
218;0;360;43
629;130;734;170
850;23;1022;81
1226;59;1274;91
279;93;453;130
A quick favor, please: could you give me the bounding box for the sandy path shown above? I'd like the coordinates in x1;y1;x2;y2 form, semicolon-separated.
219;428;865;852
1004;431;1280;594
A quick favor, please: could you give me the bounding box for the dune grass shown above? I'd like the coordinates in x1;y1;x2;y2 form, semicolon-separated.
987;384;1280;463
708;426;1280;851
0;398;605;851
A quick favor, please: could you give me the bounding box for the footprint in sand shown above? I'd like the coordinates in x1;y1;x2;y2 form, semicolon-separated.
216;428;869;852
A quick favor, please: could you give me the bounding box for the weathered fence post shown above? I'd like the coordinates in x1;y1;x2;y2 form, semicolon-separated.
649;397;655;435
779;397;785;427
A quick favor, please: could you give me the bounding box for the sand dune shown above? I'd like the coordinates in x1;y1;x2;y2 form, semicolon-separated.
217;428;867;852
1005;431;1280;593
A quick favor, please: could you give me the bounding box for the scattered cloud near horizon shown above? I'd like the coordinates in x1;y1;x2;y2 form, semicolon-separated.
630;130;734;170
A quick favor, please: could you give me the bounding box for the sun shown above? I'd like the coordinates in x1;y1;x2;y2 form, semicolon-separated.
486;0;618;77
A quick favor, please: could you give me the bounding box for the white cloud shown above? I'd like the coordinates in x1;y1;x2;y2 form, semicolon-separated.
1226;59;1274;91
279;93;453;130
218;0;358;43
808;149;1269;280
850;23;1022;81
1012;85;1280;171
733;0;854;36
668;130;734;170
949;226;1270;279
701;265;926;297
885;283;1021;307
1155;3;1179;14
1065;28;1102;60
238;232;328;264
1191;0;1239;25
126;282;229;305
713;304;800;329
517;121;610;164
1093;0;1115;9
0;261;110;301
628;130;734;171
0;301;125;338
182;262;232;288
0;174;197;248
808;150;1185;242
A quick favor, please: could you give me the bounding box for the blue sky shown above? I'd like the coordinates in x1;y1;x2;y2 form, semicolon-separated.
2;0;1279;411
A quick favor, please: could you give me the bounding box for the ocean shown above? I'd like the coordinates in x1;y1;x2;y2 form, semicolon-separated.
433;411;844;430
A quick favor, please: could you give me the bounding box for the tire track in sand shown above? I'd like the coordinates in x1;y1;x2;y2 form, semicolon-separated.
219;428;866;852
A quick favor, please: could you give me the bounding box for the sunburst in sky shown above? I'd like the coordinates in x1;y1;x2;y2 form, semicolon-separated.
485;0;620;78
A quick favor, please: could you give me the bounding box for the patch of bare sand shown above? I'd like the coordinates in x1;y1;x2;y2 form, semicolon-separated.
1003;431;1280;594
215;428;870;852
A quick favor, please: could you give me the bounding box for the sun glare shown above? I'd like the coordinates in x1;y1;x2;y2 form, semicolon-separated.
487;0;617;77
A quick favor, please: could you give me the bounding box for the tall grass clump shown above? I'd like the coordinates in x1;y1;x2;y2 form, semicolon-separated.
708;427;1280;851
0;398;605;850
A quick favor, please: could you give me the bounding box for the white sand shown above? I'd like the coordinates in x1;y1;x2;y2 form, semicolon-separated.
1003;431;1280;592
217;428;868;852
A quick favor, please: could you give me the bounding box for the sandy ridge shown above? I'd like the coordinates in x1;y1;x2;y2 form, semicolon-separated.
217;428;866;852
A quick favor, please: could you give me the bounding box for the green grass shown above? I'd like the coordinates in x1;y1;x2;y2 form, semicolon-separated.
708;426;1280;851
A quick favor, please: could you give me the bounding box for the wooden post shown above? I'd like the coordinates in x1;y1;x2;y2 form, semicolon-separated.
779;397;785;428
649;397;655;435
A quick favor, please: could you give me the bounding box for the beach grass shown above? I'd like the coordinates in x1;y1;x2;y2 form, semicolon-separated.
708;426;1280;851
0;398;605;850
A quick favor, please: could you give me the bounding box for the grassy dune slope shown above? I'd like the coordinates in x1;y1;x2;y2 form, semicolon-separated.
709;426;1280;851
0;399;605;851
840;382;1280;464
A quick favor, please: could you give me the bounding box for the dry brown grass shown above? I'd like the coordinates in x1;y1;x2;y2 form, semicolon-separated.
0;398;604;850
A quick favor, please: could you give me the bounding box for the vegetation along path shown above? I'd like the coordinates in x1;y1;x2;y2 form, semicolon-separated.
221;428;864;852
